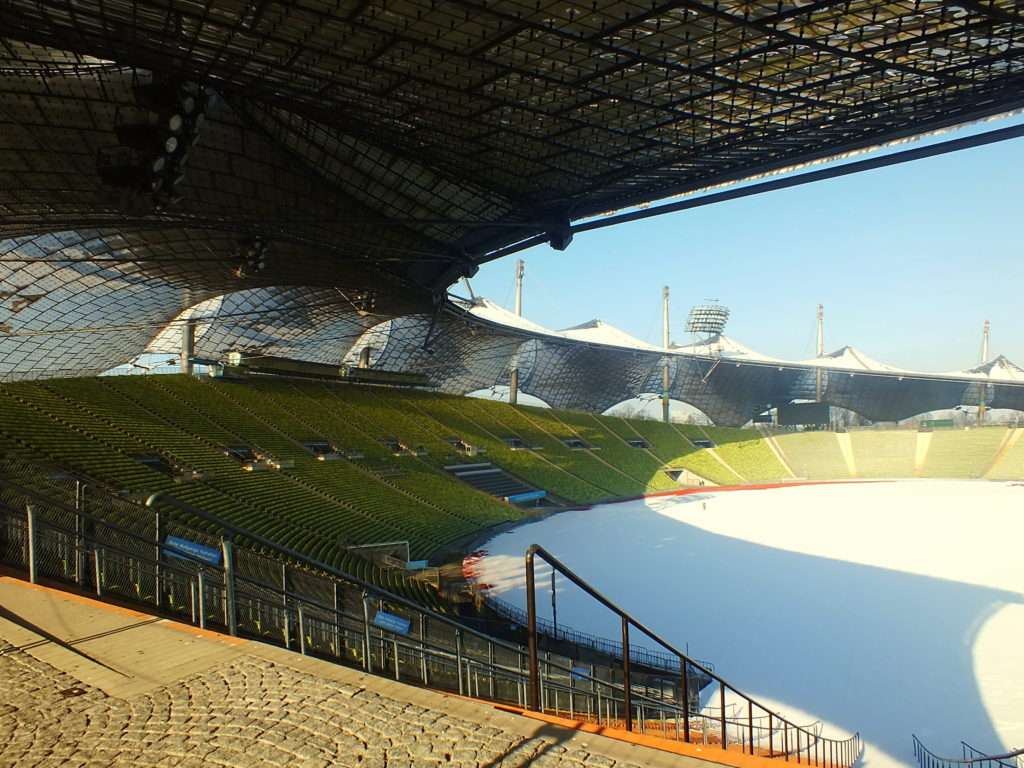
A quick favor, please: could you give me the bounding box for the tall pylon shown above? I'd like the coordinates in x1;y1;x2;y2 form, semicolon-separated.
815;304;824;401
509;259;524;406
662;286;671;423
979;319;990;425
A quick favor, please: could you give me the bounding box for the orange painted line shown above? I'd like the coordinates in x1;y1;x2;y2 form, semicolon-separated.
157;618;247;646
0;575;246;647
490;703;794;768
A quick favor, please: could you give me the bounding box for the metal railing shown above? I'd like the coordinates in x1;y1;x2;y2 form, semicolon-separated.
0;459;861;761
525;544;861;765
913;736;1024;768
0;462;696;732
483;590;714;674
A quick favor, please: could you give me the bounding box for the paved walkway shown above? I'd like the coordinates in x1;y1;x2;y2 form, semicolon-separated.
0;576;725;768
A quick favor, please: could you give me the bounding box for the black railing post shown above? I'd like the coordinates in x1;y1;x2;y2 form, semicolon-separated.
525;547;540;711
748;701;755;755
719;683;727;749
419;614;429;685
74;481;86;587
455;629;465;696
621;616;632;731
154;509;163;609
25;504;37;584
221;537;237;636
197;569;206;627
332;581;341;658
361;592;373;672
681;660;691;743
281;563;290;649
769;713;774;757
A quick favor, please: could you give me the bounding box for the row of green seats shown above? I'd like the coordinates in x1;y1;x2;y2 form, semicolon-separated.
988;432;1024;480
921;427;1007;479
228;380;519;531
697;426;790;482
404;394;611;503
551;409;677;492
609;418;742;485
848;430;917;478
771;431;850;480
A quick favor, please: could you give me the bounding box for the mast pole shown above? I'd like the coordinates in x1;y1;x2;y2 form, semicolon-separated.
815;304;824;402
979;320;990;425
510;259;524;406
662;286;671;423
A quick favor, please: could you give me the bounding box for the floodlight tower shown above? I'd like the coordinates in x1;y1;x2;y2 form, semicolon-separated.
509;259;524;406
815;304;825;401
979;319;990;425
662;286;671;423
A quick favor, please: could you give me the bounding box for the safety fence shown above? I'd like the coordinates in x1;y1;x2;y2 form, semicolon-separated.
482;590;714;675
913;736;1024;768
0;458;858;762
526;544;862;765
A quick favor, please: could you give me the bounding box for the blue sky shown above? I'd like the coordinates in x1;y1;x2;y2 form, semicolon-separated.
468;113;1024;373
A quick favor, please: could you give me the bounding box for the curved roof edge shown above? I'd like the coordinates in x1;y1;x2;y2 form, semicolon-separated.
453;297;1024;385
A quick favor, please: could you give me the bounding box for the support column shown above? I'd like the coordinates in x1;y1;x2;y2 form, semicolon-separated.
180;319;196;376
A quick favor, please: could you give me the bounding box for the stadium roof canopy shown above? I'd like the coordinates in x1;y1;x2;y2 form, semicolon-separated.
3;1;1024;303
1;1;1024;390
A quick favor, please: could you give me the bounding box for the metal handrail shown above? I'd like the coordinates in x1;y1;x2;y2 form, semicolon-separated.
525;543;861;765
482;590;714;673
914;736;1024;768
0;463;859;761
0;498;699;723
0;467;695;718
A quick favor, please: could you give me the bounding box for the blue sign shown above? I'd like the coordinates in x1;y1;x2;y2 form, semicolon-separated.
506;490;547;504
405;559;429;570
373;610;412;636
164;535;222;566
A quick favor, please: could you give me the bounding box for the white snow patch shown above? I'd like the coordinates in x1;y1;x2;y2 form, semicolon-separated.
476;481;1024;768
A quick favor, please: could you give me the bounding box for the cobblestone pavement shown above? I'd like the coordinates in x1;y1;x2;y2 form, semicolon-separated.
0;648;651;768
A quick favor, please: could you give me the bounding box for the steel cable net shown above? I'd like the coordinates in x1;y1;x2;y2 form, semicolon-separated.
1;3;1023;262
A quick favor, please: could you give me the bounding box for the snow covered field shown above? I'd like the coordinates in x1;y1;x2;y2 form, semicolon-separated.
476;481;1024;768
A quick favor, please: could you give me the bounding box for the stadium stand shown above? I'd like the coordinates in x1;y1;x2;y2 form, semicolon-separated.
1;373;1021;607
612;418;742;485
987;429;1024;481
771;432;851;480
920;427;1008;479
401;392;612;503
551;409;678;493
694;427;790;483
848;430;918;478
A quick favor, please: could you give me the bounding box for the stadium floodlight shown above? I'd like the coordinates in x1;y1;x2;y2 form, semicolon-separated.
685;304;730;335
